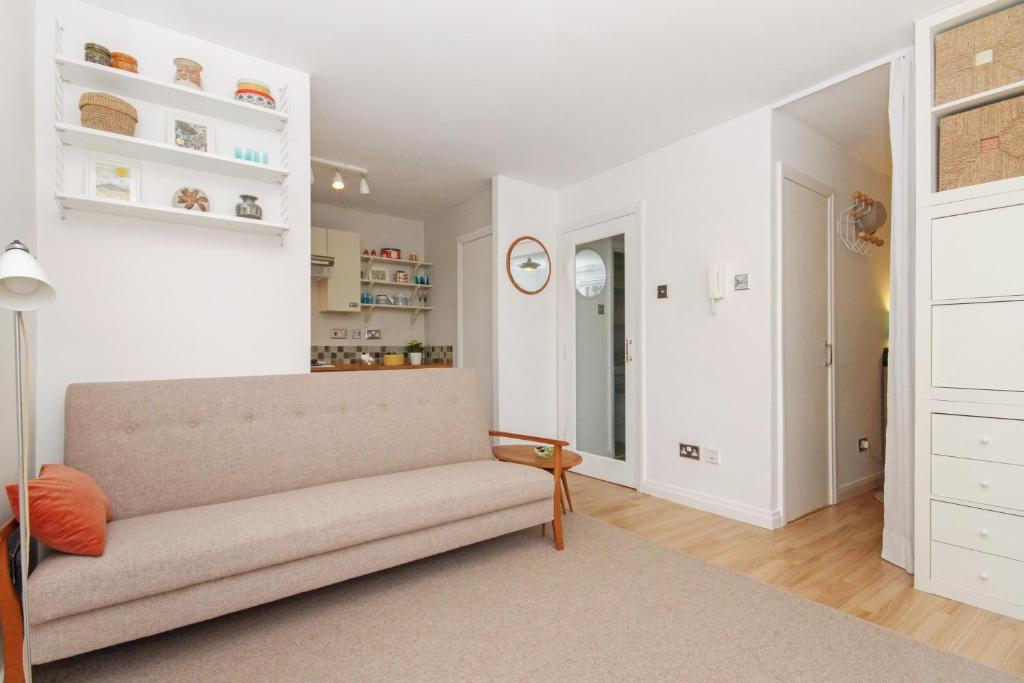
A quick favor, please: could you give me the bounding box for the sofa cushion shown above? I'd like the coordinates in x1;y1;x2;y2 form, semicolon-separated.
64;369;494;519
28;460;552;625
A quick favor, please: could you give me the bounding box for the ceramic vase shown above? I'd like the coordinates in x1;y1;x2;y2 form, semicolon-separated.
235;194;263;220
408;352;423;366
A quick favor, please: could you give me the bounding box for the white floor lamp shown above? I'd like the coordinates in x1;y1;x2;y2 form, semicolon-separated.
0;240;56;682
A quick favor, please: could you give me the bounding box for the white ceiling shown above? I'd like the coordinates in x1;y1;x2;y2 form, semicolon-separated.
779;64;892;176
87;0;948;219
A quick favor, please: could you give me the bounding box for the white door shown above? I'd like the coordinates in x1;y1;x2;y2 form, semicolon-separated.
561;213;640;488
458;229;494;424
782;172;835;522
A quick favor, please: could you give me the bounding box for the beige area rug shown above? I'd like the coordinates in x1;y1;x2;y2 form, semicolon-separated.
37;515;1017;682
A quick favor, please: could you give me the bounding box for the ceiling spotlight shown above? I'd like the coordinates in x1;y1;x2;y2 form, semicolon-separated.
359;175;370;195
331;170;345;191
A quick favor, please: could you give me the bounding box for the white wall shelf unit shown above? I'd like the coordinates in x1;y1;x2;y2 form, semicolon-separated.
360;279;433;289
56;123;289;183
56;194;289;237
361;303;433;323
361;256;432;269
914;0;1024;623
56;56;288;131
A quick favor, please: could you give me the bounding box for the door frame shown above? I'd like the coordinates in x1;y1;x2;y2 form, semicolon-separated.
774;163;838;524
457;225;496;426
557;204;644;488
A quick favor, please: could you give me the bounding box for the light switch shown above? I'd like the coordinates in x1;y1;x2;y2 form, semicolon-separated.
657;284;668;299
734;274;749;291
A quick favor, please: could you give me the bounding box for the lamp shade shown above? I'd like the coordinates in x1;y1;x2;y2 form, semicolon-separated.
0;241;56;311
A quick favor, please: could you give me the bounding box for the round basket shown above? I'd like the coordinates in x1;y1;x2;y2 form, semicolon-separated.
79;92;138;136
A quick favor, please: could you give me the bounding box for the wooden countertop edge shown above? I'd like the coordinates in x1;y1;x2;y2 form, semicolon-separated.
311;363;454;372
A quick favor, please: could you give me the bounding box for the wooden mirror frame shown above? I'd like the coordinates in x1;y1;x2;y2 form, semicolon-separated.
506;236;552;295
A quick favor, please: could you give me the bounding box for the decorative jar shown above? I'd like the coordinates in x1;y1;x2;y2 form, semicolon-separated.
235;194;263;220
84;43;111;66
110;52;138;73
173;58;203;89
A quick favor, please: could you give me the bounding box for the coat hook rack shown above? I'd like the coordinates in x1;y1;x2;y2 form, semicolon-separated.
838;191;887;256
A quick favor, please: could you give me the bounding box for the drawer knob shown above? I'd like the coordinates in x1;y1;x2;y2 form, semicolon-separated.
979;436;991;445
979;528;990;538
979;571;990;581
980;480;991;489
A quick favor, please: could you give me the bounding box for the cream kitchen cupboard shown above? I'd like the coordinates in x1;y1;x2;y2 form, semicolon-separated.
318;228;361;313
311;227;328;256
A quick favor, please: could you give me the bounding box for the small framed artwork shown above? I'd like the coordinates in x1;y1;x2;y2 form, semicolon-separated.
365;329;382;340
350;329;363;340
167;111;216;153
369;267;388;282
86;154;141;202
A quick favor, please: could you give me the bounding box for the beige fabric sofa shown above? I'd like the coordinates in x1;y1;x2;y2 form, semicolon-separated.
27;369;553;664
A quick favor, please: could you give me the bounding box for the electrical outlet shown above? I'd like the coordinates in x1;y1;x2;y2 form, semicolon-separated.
657;284;668;299
734;273;750;291
702;448;721;465
330;328;347;340
679;443;700;460
858;437;870;452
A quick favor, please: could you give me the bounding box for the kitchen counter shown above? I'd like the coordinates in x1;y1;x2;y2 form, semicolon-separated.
311;363;453;372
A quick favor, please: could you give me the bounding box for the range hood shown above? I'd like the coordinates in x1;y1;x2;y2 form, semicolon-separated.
311;254;334;280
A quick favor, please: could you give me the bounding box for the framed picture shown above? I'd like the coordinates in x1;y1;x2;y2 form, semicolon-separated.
369;267;388;282
365;329;382;340
86;154;141;202
167;111;216;153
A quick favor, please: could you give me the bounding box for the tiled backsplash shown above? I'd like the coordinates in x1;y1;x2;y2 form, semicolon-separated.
311;345;454;365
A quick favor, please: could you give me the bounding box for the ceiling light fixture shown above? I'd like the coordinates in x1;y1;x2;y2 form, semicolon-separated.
359;175;370;195
311;156;370;194
519;256;541;271
331;170;345;191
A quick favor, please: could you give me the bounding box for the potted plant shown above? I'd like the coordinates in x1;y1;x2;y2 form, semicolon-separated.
406;339;425;366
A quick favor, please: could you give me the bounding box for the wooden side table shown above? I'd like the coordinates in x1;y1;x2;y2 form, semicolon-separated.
490;430;581;551
492;445;583;513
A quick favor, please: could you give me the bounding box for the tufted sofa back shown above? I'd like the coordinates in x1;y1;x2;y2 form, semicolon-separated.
64;369;493;519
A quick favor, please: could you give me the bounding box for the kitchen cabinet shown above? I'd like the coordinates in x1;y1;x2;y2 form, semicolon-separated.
311;227;328;256
318;228;361;313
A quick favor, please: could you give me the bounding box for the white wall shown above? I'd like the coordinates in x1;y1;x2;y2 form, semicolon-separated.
33;0;312;466
423;188;492;348
0;0;37;511
311;203;425;346
772;111;890;499
493;176;559;438
559;109;777;527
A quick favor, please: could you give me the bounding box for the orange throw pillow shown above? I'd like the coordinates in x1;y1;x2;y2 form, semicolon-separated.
6;464;113;556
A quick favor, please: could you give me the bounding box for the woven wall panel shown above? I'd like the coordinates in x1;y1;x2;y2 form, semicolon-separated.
935;4;1024;105
939;94;1024;191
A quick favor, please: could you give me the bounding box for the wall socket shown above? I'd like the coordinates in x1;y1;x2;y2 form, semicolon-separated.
679;443;700;460
702;448;721;465
858;437;870;452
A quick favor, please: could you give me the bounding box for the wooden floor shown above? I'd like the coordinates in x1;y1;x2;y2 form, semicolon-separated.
567;472;1024;677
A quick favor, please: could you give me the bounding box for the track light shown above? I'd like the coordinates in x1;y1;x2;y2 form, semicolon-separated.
331;170;345;191
359;175;370;195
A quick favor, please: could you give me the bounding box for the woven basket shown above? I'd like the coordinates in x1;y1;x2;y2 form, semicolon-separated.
79;92;138;136
935;4;1024;105
938;94;1024;191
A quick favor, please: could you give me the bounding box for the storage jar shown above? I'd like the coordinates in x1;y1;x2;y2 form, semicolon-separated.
110;52;138;73
84;43;111;66
79;92;138;136
173;58;203;89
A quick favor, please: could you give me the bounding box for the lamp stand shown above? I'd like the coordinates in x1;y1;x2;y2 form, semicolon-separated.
13;311;32;682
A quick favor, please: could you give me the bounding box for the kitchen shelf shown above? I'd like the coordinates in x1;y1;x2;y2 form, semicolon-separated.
360;279;432;289
931;78;1024;118
56;193;289;237
361;255;432;268
361;303;433;323
56;56;288;131
57;123;289;183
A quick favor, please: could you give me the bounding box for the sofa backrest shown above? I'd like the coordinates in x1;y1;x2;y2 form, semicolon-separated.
64;369;493;519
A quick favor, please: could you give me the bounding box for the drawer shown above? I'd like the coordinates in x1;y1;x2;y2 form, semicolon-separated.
932;301;1024;392
933;455;1024;511
932;541;1024;606
932;414;1024;466
932;500;1024;562
932;205;1024;300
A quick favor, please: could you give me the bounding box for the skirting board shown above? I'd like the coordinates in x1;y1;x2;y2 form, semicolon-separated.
640;479;778;530
837;472;884;503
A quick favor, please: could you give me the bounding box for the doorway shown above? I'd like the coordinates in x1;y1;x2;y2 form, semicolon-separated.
561;212;639;488
457;227;494;424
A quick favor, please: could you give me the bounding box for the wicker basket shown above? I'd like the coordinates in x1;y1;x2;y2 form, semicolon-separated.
934;4;1024;105
79;92;138;136
938;94;1024;191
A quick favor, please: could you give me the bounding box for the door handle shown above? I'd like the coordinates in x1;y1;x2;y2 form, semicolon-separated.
824;342;833;367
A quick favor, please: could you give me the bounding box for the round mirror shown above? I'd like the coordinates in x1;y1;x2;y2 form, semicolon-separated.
506;236;551;295
574;248;607;298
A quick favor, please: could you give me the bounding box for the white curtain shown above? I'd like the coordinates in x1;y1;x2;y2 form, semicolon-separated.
882;53;915;573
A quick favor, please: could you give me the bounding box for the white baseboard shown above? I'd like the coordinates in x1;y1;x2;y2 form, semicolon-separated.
837;471;884;502
640;479;777;530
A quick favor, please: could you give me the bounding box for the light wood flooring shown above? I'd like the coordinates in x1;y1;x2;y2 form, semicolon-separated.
567;472;1024;677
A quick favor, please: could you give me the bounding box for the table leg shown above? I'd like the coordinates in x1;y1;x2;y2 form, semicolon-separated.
560;471;574;512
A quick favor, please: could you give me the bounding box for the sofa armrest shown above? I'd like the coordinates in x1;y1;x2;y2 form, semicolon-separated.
488;430;569;447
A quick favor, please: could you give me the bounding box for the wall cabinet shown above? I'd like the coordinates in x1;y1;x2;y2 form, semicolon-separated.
311;227;328;256
318;228;361;313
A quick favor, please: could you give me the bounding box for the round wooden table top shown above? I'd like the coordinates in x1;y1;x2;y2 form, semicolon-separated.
492;445;583;470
